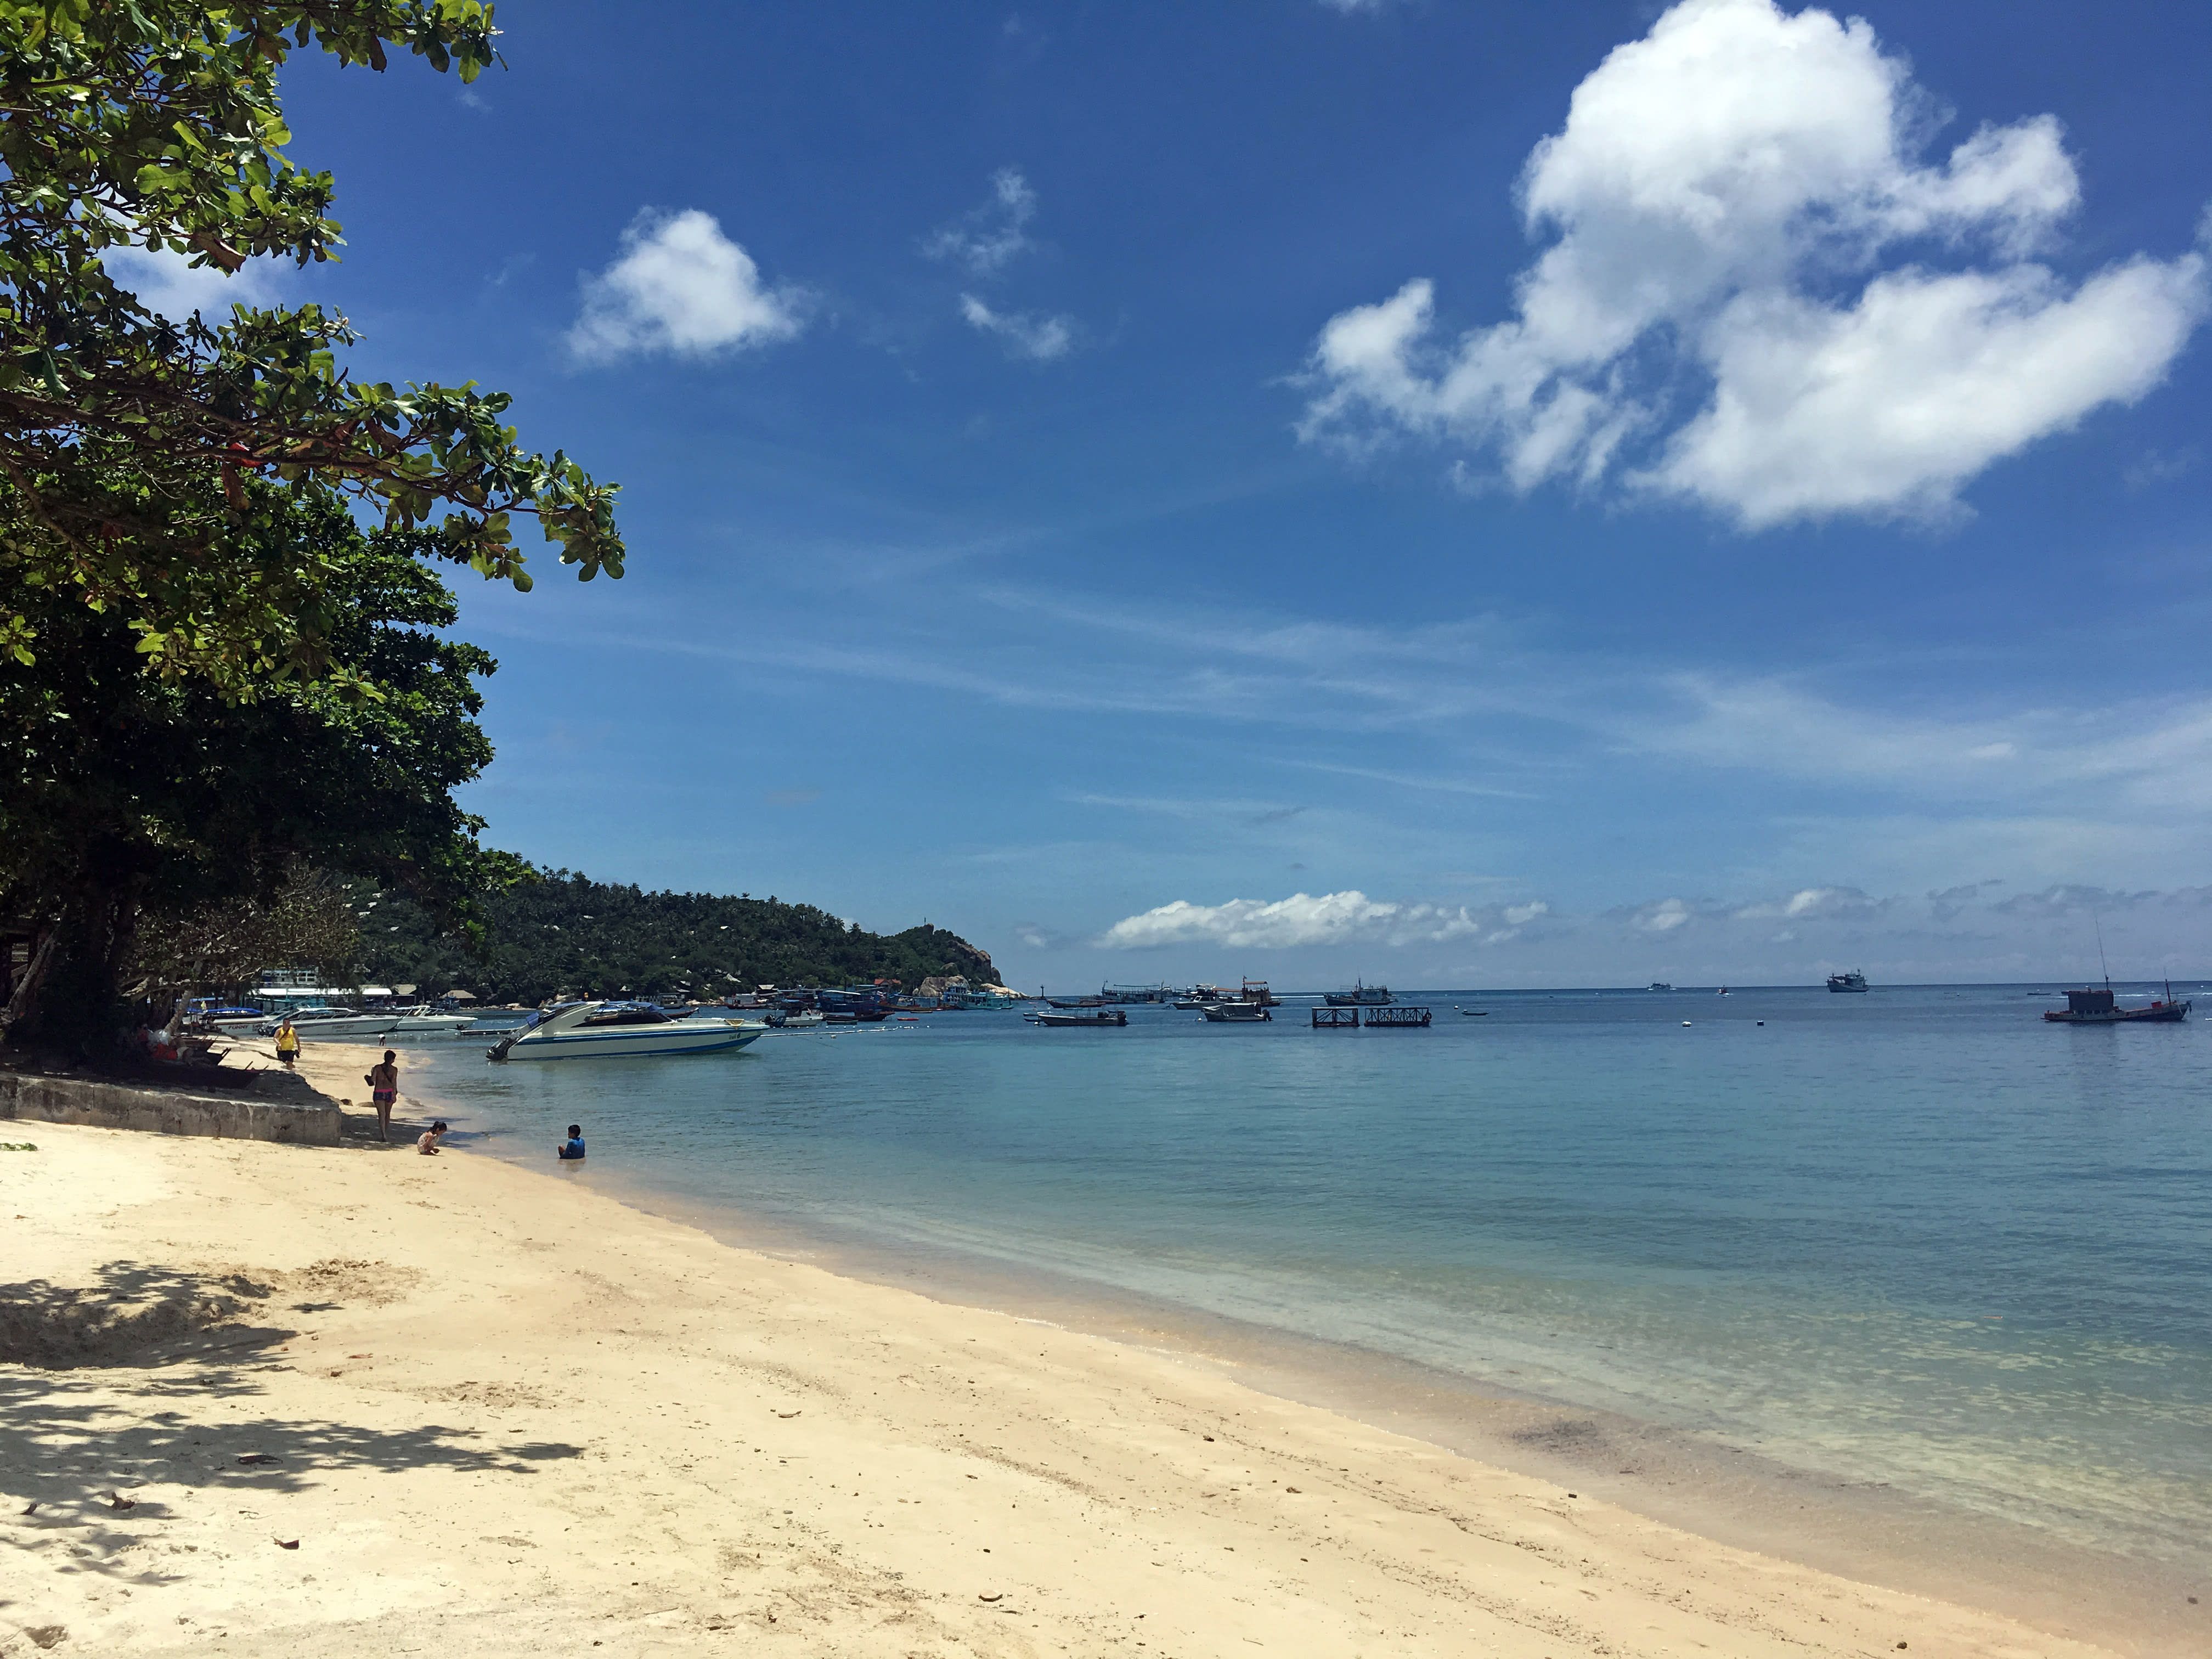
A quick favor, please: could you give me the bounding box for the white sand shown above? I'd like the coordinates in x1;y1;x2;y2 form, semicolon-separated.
0;1096;2146;1657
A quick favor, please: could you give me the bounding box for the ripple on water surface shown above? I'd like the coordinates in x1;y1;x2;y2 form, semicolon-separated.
409;984;2212;1568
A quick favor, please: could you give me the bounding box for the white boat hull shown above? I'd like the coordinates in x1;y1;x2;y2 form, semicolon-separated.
500;1022;764;1060
257;1014;397;1039
388;1014;475;1035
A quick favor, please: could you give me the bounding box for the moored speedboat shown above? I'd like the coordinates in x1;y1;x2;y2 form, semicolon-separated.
199;1005;271;1034
489;1001;766;1060
1031;1007;1127;1027
386;1003;476;1035
1200;1002;1272;1022
255;1005;397;1039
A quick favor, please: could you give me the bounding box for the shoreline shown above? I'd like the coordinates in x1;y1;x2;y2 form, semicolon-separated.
309;1035;2197;1653
2;1080;2191;1654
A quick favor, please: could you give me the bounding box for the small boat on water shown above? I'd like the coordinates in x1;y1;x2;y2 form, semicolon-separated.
2043;984;2190;1025
196;1005;270;1034
1032;1007;1128;1028
1100;983;1171;1004
386;1003;476;1035
1323;980;1393;1007
255;1005;396;1039
1046;995;1108;1009
1200;1002;1271;1022
1648;982;1672;992
768;1009;825;1028
1826;970;1869;993
489;1001;765;1060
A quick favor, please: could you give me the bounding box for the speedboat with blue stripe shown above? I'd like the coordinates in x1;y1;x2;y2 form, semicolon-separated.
488;1001;767;1061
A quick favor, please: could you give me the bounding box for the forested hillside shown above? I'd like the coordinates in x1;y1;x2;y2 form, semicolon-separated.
351;867;997;1005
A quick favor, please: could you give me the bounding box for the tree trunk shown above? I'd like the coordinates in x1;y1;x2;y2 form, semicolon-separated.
8;877;147;1058
0;925;60;1037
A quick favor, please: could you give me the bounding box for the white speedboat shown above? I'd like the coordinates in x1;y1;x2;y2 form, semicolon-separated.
386;1003;476;1035
488;1001;766;1061
201;1007;273;1035
255;1005;398;1039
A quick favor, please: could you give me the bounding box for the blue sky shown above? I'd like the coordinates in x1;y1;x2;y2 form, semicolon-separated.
121;1;2212;988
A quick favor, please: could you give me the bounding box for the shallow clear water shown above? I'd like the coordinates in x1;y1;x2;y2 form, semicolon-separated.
400;984;2212;1566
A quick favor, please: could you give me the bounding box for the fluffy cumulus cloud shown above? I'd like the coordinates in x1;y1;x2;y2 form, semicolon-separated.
1099;890;1547;950
960;294;1077;361
1630;898;1693;933
569;209;804;364
101;245;285;322
1300;0;2209;527
924;167;1039;275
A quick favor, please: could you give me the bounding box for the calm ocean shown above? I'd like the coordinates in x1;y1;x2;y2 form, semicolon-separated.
401;983;2212;1571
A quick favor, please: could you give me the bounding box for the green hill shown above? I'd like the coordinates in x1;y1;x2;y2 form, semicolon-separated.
349;866;997;1005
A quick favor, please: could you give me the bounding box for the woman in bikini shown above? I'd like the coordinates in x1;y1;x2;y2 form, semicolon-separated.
364;1050;400;1142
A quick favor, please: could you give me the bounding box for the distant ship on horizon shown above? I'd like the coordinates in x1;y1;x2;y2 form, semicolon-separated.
1827;970;1869;992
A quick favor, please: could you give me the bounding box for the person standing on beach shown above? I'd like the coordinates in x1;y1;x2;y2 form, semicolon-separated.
274;1017;300;1068
364;1050;400;1142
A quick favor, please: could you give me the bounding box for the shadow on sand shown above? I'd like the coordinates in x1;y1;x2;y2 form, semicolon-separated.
0;1262;580;1589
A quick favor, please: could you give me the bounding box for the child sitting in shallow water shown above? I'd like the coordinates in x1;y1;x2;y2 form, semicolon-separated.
557;1124;586;1161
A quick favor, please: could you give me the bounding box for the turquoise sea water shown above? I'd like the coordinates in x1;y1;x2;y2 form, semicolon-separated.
400;984;2212;1568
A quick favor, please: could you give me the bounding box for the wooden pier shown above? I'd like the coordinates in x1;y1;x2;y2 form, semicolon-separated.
1362;1006;1432;1028
1311;1006;1359;1028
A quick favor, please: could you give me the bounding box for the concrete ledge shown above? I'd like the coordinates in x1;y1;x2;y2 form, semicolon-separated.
0;1069;343;1146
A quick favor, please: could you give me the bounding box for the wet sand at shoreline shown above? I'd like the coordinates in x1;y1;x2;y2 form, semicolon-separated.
0;1044;2192;1656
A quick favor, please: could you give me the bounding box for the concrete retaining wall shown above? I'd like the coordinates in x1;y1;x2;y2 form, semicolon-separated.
0;1070;342;1146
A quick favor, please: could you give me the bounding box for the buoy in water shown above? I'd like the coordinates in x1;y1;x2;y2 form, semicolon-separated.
1682;1020;1692;1026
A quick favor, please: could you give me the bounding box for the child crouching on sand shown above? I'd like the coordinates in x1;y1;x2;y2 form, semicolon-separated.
417;1120;449;1155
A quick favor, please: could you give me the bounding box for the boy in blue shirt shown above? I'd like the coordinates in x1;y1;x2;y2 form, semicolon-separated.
557;1124;586;1161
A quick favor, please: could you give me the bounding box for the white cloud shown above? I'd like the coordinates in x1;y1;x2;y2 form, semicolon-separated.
101;245;284;323
961;294;1077;362
1098;890;1540;950
924;167;1039;275
569;209;804;363
1300;0;2208;527
1073;880;2212;985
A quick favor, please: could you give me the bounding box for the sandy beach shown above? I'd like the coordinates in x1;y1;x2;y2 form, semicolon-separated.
0;1053;2166;1657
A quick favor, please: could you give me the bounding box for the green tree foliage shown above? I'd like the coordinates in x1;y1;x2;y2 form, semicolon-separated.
1;1;622;689
0;489;499;1047
128;862;361;1003
356;870;1001;1006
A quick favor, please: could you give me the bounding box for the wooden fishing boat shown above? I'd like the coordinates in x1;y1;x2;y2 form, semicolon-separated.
2042;985;2190;1024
